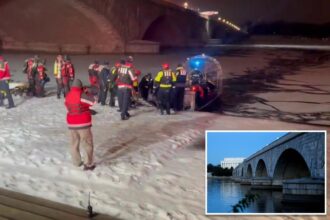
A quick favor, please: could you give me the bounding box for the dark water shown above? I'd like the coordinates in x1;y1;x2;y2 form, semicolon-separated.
207;178;324;214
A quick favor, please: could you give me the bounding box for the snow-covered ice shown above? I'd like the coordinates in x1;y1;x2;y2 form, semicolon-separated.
0;49;329;220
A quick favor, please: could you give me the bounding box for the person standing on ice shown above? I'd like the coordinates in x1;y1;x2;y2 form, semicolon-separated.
54;55;64;99
34;63;49;97
173;64;187;111
23;55;39;96
108;62;120;107
88;60;100;99
98;61;110;106
117;59;137;120
65;79;96;171
139;73;153;101
0;55;15;108
63;55;75;89
154;63;177;115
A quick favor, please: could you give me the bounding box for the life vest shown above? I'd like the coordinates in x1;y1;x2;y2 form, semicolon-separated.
66;62;75;79
37;65;46;80
54;60;62;79
155;69;176;88
26;59;37;79
88;64;100;86
0;60;10;81
176;67;187;84
117;65;136;89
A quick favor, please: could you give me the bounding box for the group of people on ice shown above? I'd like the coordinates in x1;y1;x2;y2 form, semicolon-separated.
0;53;188;170
60;55;188;120
23;55;50;97
63;56;188;170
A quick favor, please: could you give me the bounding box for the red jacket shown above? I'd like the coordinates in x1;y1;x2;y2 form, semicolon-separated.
0;58;11;81
88;64;100;87
37;65;47;80
66;62;75;79
65;87;96;129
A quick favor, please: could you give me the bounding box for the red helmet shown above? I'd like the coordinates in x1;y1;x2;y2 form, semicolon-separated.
162;63;169;70
115;62;121;68
135;70;141;76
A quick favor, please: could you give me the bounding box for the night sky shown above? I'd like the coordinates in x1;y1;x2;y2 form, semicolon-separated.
166;0;330;25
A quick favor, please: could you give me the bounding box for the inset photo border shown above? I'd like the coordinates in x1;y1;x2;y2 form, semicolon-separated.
205;130;327;215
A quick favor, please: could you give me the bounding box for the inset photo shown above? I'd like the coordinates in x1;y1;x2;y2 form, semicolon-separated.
205;131;326;215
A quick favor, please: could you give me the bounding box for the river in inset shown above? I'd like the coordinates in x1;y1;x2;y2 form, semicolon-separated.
207;178;324;214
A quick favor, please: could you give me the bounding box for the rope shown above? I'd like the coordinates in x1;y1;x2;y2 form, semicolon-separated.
195;93;221;111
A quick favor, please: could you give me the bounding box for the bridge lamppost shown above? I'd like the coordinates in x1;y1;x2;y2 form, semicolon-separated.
183;2;189;9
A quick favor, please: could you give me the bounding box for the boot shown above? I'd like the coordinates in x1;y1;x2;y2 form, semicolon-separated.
83;163;96;171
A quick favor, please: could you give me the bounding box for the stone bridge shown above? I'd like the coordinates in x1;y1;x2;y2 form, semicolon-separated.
233;132;325;198
0;0;238;54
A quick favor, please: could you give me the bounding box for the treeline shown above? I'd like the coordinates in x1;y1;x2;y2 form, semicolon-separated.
248;21;330;38
207;164;233;176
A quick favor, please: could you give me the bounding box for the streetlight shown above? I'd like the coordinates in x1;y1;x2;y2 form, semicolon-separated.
183;2;188;9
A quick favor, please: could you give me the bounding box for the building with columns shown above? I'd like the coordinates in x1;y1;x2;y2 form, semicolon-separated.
220;158;245;169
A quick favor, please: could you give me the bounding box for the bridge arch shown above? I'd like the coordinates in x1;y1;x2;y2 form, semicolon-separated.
273;148;311;182
255;159;268;177
246;164;253;178
142;15;185;46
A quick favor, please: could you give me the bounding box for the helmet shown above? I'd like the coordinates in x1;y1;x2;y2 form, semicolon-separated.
115;62;121;68
135;70;141;76
162;63;170;70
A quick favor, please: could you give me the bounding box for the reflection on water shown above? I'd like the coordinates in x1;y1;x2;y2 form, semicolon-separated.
207;178;324;213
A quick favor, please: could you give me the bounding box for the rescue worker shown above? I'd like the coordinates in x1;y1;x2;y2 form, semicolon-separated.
108;62;120;107
0;55;15;108
54;55;64;99
139;73;153;101
126;56;141;108
23;55;39;96
61;59;72;97
65;79;96;171
63;55;75;89
173;64;187;111
98;62;110;106
88;61;100;98
116;60;137;120
154;63;177;115
34;63;49;97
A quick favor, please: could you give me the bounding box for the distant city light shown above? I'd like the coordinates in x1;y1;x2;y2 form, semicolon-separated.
183;2;188;9
181;1;243;32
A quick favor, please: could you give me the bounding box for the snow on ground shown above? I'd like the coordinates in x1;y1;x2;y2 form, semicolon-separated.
0;49;329;220
0;92;213;219
0;95;328;220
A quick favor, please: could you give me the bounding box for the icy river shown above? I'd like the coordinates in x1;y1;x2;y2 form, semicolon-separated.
207;178;324;214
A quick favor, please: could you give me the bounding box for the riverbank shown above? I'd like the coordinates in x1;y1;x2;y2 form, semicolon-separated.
207;176;232;180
